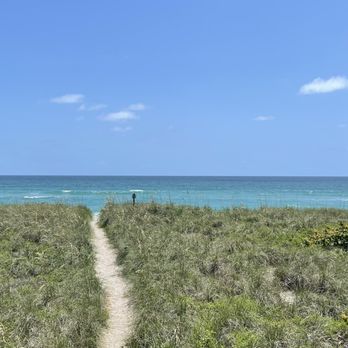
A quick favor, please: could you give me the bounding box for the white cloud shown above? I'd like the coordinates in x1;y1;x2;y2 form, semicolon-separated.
99;102;145;131
299;76;348;95
254;115;275;121
128;103;146;111
50;94;85;104
100;111;136;122
113;126;132;132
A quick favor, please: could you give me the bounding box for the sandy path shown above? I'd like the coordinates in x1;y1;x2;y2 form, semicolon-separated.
90;215;132;348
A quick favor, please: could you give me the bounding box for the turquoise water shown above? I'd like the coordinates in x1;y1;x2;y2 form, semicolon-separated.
1;176;348;212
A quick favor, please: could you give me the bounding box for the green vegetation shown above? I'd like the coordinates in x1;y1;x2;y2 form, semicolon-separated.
305;222;348;250
0;204;106;347
100;203;348;347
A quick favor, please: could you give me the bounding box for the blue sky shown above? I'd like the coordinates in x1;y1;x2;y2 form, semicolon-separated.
1;0;348;175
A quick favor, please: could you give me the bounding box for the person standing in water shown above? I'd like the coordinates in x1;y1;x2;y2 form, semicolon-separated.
132;192;136;206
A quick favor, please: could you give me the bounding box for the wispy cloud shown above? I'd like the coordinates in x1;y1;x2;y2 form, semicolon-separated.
113;126;132;132
128;103;146;111
79;103;107;111
254;115;275;121
100;111;136;122
99;103;146;123
99;102;146;133
299;76;348;95
50;94;85;104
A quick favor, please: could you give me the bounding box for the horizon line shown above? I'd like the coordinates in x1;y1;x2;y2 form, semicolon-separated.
1;175;348;178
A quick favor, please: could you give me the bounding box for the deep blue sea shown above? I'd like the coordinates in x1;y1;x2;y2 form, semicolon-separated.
1;176;348;212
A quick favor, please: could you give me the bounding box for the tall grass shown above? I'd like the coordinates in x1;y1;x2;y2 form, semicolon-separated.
0;204;106;347
100;202;348;347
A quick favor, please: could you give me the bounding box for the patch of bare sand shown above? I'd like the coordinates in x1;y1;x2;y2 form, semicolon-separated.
264;267;296;305
91;215;132;348
280;291;296;305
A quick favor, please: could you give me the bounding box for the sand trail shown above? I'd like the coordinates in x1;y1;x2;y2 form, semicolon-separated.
91;215;132;348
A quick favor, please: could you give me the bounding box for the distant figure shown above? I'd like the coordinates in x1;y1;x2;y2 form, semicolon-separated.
132;193;136;206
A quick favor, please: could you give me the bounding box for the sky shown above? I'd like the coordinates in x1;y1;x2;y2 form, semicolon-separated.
1;0;348;176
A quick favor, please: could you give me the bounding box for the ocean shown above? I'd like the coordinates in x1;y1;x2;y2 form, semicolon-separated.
1;176;348;213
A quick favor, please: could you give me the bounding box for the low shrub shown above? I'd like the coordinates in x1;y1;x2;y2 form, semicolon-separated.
305;222;348;250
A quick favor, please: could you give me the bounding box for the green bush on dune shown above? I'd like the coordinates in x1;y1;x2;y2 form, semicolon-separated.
305;222;348;250
0;204;106;348
100;203;348;348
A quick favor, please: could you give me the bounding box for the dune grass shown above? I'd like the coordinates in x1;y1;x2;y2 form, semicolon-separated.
0;204;106;348
100;202;348;347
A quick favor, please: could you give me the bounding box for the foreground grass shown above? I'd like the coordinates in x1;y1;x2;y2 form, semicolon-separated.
100;203;348;347
0;204;106;347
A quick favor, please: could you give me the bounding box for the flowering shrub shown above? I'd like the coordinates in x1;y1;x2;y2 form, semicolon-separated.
305;222;348;250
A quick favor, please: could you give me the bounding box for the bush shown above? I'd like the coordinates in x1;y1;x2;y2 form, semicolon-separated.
305;222;348;250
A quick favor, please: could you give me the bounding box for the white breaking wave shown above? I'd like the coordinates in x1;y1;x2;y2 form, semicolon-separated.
24;195;50;199
62;190;72;193
129;189;144;192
